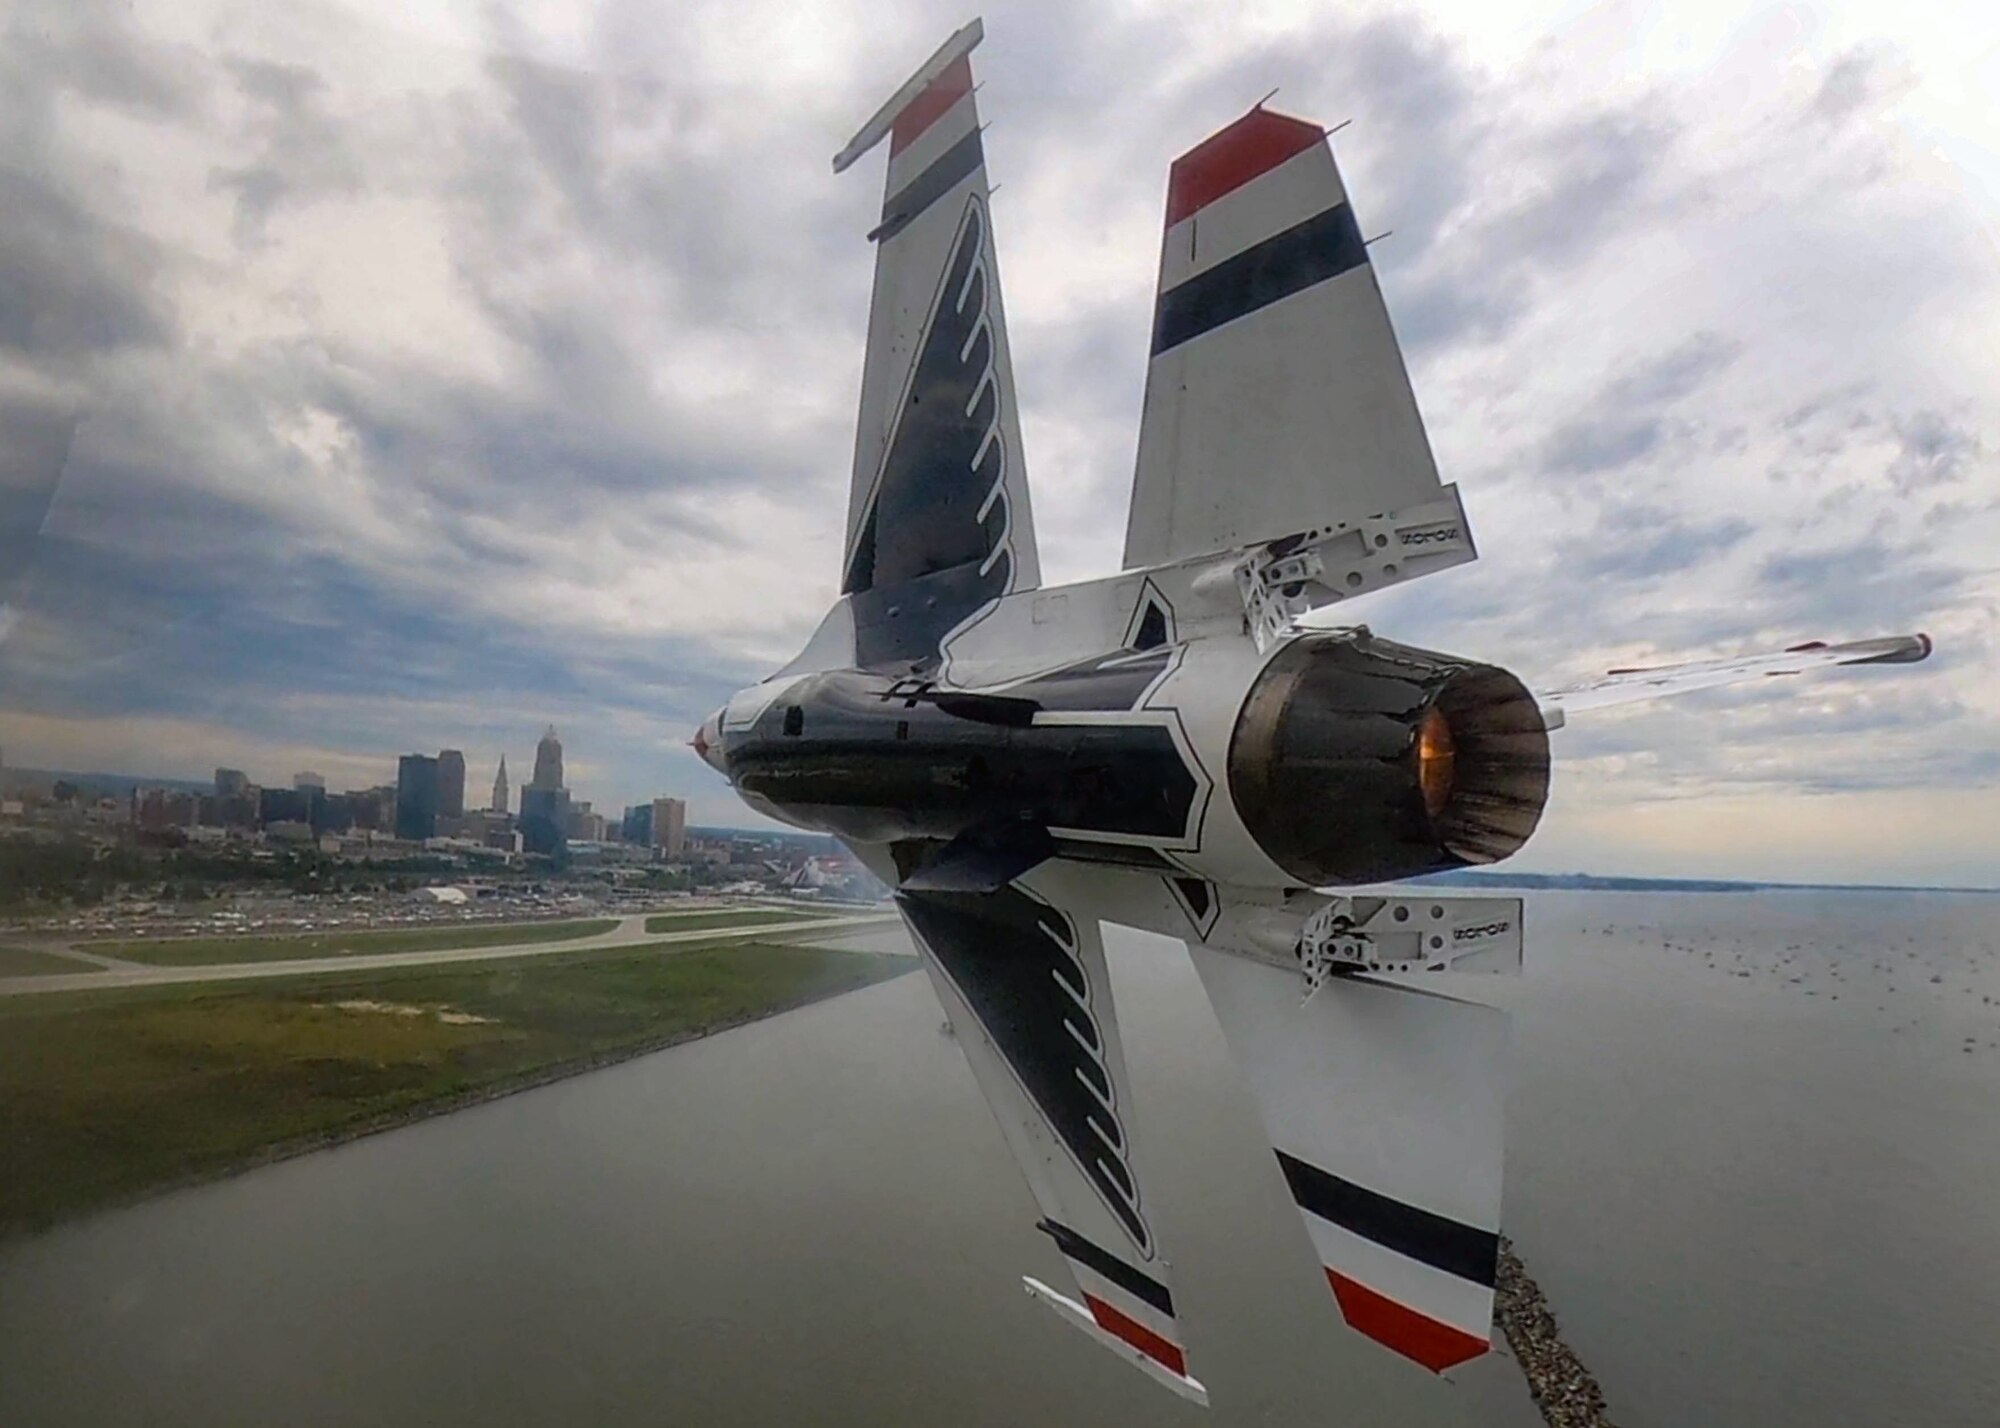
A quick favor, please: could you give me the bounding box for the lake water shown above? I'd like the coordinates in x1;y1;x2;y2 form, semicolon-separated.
2;891;1996;1427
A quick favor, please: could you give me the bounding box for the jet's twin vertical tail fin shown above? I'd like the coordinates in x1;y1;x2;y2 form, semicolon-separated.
832;22;1040;673
1124;109;1447;573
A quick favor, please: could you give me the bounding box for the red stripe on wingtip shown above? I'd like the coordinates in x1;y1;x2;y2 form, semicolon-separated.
1083;1293;1188;1377
1165;107;1324;227
889;55;973;157
1326;1270;1489;1373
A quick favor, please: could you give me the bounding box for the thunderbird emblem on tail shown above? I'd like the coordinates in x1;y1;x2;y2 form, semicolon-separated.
693;19;1933;1403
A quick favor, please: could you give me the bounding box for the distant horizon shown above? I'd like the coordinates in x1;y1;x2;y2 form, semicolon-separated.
0;757;700;825
6;759;1995;896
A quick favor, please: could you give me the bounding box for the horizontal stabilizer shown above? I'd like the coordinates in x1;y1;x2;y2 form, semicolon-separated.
1538;631;1934;726
1190;946;1506;1373
1124;107;1444;571
900;886;1200;1398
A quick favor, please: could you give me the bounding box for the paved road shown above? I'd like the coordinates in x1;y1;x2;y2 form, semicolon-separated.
24;943;139;971
0;910;900;998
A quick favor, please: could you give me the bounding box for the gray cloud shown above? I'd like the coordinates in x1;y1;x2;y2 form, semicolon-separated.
1391;105;1679;356
1888;410;1979;494
1809;48;1908;129
210;56;365;245
0;393;77;558
1606;332;1743;406
1543;417;1667;478
0;171;177;359
8;0;203;120
1540;332;1743;478
1755;537;1969;632
1566;507;1753;580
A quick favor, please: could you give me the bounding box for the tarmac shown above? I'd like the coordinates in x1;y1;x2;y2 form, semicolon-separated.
0;909;901;997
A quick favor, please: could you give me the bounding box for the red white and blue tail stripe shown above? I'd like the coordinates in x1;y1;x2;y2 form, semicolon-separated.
1189;946;1507;1373
1025;1219;1205;1404
1123;107;1444;571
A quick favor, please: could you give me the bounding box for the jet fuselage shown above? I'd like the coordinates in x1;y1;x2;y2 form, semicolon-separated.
698;629;1551;890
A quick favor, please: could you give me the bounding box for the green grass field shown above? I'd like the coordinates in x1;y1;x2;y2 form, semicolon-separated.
642;908;828;935
97;917;622;966
0;940;914;1238
0;946;96;978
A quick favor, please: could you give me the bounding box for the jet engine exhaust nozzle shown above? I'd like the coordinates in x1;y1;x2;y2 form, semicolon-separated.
1227;632;1551;886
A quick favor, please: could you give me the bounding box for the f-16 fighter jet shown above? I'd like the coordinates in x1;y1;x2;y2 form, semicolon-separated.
693;20;1932;1403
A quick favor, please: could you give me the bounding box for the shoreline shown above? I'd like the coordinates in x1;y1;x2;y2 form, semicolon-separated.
0;961;917;1248
1497;1233;1622;1428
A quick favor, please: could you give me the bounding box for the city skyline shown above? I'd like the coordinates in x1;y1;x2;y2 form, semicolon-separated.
4;729;695;857
0;727;694;839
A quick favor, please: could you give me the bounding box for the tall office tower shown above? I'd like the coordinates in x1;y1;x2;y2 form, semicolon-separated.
519;785;569;857
491;756;509;814
651;796;687;858
293;771;325;791
531;726;564;790
395;754;440;842
437;748;466;819
621;804;652;845
215;768;248;798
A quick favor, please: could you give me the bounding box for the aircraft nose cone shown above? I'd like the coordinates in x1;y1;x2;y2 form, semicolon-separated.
691;710;729;776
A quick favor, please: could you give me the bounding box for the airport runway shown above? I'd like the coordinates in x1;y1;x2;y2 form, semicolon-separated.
0;909;900;998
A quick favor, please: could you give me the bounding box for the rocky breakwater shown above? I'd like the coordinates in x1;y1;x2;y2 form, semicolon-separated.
1496;1235;1621;1428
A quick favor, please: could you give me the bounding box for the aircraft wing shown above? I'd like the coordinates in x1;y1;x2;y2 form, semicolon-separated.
1537;632;1933;725
898;884;1207;1404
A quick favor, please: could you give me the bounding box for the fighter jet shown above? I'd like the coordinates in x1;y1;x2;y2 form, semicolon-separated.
693;20;1932;1402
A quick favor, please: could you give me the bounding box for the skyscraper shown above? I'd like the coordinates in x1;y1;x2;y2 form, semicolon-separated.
293;771;325;791
651;796;687;857
519;785;568;857
437;749;466;819
531;726;564;791
395;754;440;841
215;768;248;798
491;756;509;814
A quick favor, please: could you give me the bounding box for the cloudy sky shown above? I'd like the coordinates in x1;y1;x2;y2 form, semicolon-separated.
1;0;1996;883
